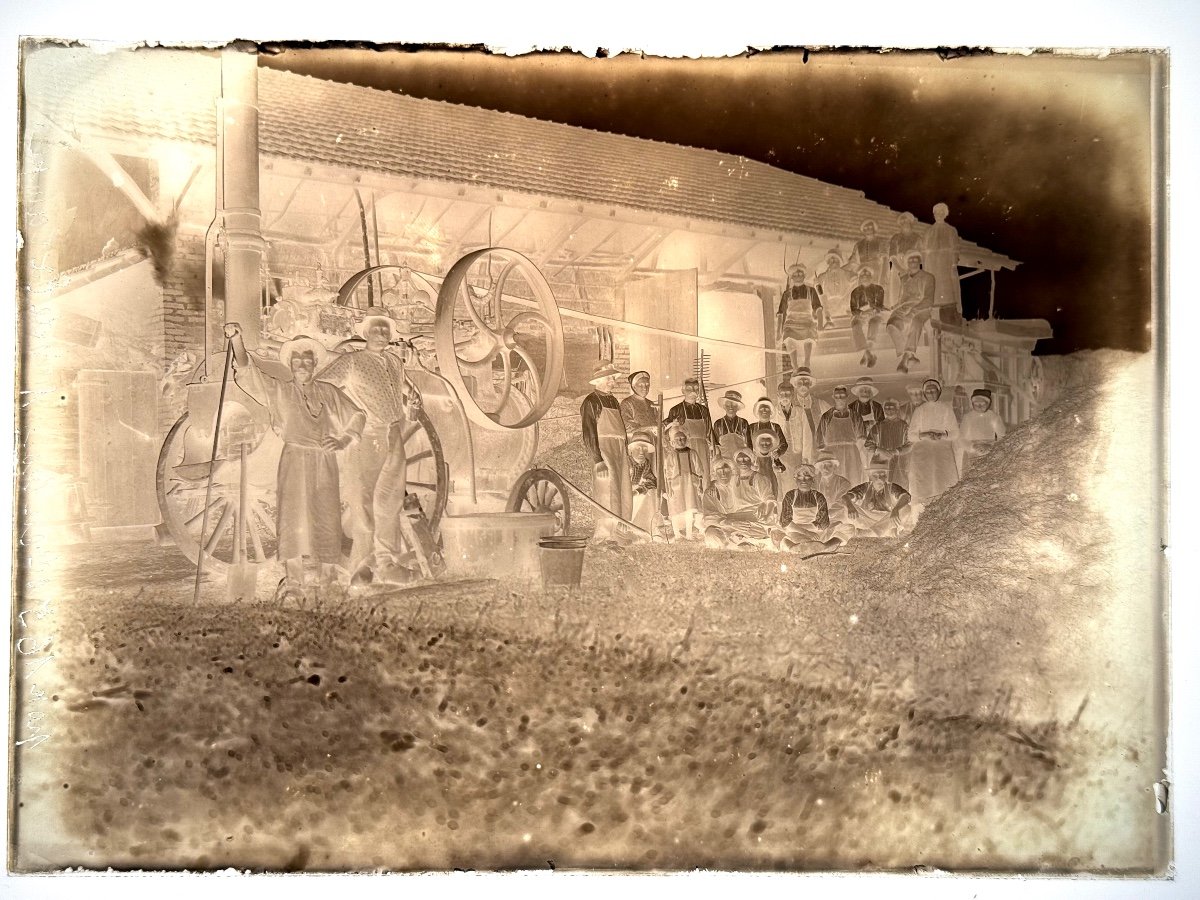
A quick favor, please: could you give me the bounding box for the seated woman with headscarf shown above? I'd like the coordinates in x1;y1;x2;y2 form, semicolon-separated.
771;464;854;554
702;449;778;550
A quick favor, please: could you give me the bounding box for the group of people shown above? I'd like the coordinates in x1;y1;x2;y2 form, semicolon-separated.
777;204;961;376
579;360;1007;555
223;307;425;598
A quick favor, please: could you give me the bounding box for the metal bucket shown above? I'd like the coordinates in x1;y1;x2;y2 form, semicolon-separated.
439;512;557;580
537;536;588;588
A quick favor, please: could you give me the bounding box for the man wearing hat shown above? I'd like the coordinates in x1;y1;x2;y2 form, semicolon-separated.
712;389;751;460
620;370;659;436
666;377;716;484
887;212;922;306
225;324;366;595
849;219;890;294
318;308;423;584
906;378;960;506
886;249;937;374
776;264;828;376
816;249;855;319
816;386;867;487
777;371;826;468
849;377;885;433
842;454;915;538
581;362;633;542
772;463;853;553
813;449;852;509
626;428;659;534
662;421;704;541
957;388;1007;477
849;265;886;368
864;398;912;489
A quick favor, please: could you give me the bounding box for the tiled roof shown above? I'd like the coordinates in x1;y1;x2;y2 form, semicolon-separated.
23;47;1017;268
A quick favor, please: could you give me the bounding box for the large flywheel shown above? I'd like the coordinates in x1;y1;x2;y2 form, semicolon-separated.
433;248;564;430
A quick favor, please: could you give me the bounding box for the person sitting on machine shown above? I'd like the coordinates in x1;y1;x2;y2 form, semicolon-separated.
225;323;365;600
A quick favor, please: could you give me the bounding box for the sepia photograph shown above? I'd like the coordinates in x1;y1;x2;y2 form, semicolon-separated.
5;17;1187;890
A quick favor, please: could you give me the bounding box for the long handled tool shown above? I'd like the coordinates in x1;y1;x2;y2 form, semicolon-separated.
192;339;235;604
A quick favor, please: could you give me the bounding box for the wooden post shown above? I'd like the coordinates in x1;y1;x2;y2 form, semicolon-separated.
987;269;997;320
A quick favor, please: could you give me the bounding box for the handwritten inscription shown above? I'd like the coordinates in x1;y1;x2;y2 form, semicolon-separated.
14;600;53;750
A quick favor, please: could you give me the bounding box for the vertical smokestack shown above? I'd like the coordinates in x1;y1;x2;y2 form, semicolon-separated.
218;46;264;351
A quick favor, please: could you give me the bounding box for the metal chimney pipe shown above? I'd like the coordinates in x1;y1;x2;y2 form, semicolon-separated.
217;47;264;351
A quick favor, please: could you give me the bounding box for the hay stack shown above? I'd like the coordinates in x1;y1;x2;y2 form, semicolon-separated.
883;350;1161;725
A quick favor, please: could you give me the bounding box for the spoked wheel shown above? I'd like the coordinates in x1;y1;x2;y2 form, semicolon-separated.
394;404;449;537
434;248;564;430
506;467;571;534
156;413;279;574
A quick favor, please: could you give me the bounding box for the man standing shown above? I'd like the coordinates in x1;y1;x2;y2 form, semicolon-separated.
580;362;633;542
776;263;828;376
667;377;716;484
864;398;911;489
842;456;915;538
712;389;752;460
317;308;422;585
887;250;937;374
849;265;886;368
923;202;962;313
849;377;885;433
816;385;867;487
906;378;960;506
227;325;365;597
777;369;826;467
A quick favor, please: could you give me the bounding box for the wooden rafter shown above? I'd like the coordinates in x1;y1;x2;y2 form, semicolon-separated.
535;214;589;266
549;224;622;277
264;177;306;230
700;240;759;286
614;229;672;283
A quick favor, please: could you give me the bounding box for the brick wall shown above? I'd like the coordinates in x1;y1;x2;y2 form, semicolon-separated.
154;232;207;435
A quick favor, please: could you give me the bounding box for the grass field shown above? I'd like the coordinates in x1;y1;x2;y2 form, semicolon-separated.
12;539;1153;873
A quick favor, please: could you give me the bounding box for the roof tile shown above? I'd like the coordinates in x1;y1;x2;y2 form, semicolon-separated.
23;47;1015;266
